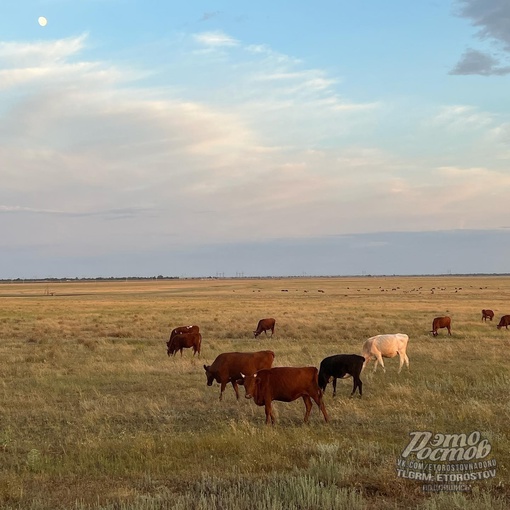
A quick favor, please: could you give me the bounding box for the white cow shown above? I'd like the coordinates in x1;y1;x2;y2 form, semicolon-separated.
362;333;410;373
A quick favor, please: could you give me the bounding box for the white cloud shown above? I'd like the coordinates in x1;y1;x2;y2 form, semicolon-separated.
1;30;510;262
193;31;239;47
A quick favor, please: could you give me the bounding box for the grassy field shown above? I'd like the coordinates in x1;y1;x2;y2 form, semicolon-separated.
0;276;509;509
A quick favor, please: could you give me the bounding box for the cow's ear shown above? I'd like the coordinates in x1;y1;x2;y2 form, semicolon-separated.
203;365;208;371
240;373;245;379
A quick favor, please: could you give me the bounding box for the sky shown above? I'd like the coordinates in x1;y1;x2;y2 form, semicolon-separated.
1;0;509;278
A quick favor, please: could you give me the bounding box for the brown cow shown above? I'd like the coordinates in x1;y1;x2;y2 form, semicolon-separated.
253;318;276;338
169;325;199;340
432;316;451;336
240;367;329;425
204;350;275;401
497;315;510;330
482;310;494;322
166;331;201;357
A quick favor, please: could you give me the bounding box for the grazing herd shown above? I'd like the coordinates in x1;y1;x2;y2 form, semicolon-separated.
166;309;508;425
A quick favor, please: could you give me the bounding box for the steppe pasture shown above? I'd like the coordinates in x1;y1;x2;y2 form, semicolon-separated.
0;276;509;509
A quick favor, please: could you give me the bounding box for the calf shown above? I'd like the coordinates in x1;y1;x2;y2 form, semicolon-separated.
253;318;276;338
497;315;510;330
362;333;410;373
166;331;201;357
318;354;364;397
482;309;494;322
432;316;451;336
204;350;275;401
241;367;329;425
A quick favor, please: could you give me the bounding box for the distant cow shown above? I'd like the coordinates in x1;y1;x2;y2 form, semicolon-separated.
169;325;199;340
204;350;275;401
240;367;329;425
166;331;201;357
362;333;410;373
482;310;494;322
318;354;364;397
432;316;451;336
497;315;510;330
253;318;276;338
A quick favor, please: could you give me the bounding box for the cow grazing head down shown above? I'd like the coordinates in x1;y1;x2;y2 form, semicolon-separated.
431;316;451;336
253;318;276;338
203;365;215;386
497;315;510;330
204;351;275;401
318;354;364;397
166;332;201;357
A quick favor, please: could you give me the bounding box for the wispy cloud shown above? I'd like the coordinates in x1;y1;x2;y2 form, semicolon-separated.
193;30;238;47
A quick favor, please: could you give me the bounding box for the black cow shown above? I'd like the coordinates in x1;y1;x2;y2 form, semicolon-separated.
318;354;364;397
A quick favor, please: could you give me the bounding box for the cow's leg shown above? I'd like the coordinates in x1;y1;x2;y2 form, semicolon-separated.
310;392;329;423
231;380;240;400
350;376;357;397
332;377;337;397
357;377;363;397
264;402;274;425
398;353;404;374
302;396;313;423
404;353;410;371
374;353;385;372
219;382;228;401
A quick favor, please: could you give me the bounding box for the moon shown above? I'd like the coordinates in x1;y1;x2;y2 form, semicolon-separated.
38;16;48;27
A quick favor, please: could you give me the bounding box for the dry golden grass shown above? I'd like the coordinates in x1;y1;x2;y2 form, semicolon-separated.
0;276;509;509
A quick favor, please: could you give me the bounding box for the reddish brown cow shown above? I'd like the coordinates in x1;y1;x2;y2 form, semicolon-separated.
482;310;494;322
497;315;510;330
169;325;199;340
204;350;275;401
253;318;276;338
240;367;329;425
166;331;201;357
432;316;451;336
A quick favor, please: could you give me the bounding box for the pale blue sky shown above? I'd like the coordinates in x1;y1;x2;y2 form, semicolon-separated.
1;1;509;277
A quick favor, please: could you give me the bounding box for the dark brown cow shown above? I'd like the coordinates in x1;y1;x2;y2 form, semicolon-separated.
169;325;199;340
482;310;494;322
318;354;364;397
204;350;275;400
432;316;451;336
166;331;201;357
240;367;329;425
497;315;510;330
253;318;276;338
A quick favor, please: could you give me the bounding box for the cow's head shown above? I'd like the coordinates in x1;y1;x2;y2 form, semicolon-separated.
166;339;175;356
253;330;260;338
203;365;214;386
240;372;258;399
